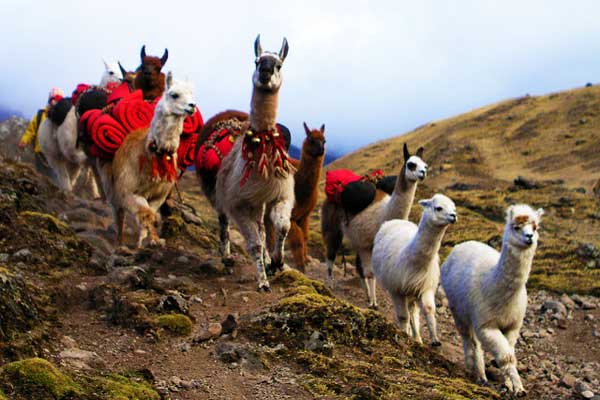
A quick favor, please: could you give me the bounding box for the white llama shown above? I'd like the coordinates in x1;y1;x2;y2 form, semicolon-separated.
38;59;121;196
372;194;457;345
321;144;428;308
212;35;294;291
441;204;544;397
110;72;195;247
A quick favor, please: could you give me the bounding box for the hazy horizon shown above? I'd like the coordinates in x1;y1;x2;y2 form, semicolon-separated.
2;0;600;153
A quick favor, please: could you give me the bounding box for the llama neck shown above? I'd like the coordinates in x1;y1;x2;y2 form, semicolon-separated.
485;236;536;296
249;88;279;132
295;153;323;200
146;106;185;152
385;167;418;220
404;217;447;268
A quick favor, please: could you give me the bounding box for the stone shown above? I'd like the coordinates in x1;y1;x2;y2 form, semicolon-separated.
585;314;595;321
12;248;32;261
157;292;189;314
581;391;594;399
177;255;189;264
572;295;586;307
60;336;77;348
541;300;567;317
179;342;190;352
576;381;592;394
221;314;238;335
582;301;597;310
559;373;576;388
0;253;9;262
59;348;105;370
560;294;577;310
193;323;222;343
556;318;568;330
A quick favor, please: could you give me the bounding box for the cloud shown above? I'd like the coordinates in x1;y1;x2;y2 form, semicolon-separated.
2;0;600;152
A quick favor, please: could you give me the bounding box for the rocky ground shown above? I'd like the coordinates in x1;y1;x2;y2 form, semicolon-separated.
0;155;598;400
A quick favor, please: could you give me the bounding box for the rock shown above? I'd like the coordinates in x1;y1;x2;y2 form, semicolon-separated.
513;176;543;190
556;317;568;330
304;330;334;355
12;248;32;261
221;314;238;335
560;294;577;310
0;253;9;262
216;343;241;364
177;255;189;264
179;342;190;352
58;348;105;370
581;390;594;399
108;266;153;290
60;336;77;348
585;314;595;321
582;301;597;310
541;300;567;317
193;322;222;343
157;292;189;315
576;381;592;394
559;373;576;388
572;295;586;307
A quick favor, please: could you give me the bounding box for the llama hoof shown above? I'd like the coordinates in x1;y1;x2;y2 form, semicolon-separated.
515;389;527;398
475;378;489;387
222;257;235;269
148;238;166;248
369;304;379;311
431;340;442;347
257;283;271;292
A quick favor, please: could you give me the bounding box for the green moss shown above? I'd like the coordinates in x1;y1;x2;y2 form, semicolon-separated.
0;358;82;399
89;373;160;400
272;269;333;297
19;211;70;234
156;313;193;336
161;215;185;239
0;389;7;400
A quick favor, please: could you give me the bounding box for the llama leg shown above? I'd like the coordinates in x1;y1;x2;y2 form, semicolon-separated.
233;207;270;291
504;328;526;395
113;207;126;247
67;162;83;191
218;213;234;271
301;216;310;262
478;328;525;396
392;295;410;335
473;337;487;384
321;201;342;288
90;160;108;200
409;300;423;344
461;334;476;378
122;194;161;248
287;220;305;272
419;290;441;346
85;166;101;199
258;209;272;269
359;250;378;309
269;199;293;273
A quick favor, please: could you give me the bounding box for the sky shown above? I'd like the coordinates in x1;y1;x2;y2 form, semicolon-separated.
2;0;600;154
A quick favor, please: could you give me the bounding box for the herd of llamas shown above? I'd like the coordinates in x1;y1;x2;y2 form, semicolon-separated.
26;35;555;397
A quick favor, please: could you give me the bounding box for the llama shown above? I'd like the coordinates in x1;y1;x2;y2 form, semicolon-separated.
321;143;428;308
38;59;122;196
372;194;457;346
270;122;325;271
441;204;544;396
110;72;195;247
100;59;124;87
209;35;293;291
135;45;168;100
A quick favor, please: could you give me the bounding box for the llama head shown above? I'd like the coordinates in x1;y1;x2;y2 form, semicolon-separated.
302;122;326;157
505;204;544;249
149;72;195;156
135;45;168;94
403;143;428;182
252;34;288;92
100;59;123;87
118;61;137;89
419;194;457;226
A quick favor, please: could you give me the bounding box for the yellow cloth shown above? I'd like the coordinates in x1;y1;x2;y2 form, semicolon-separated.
20;109;47;153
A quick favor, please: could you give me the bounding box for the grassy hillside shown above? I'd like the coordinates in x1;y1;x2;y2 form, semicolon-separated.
316;85;600;295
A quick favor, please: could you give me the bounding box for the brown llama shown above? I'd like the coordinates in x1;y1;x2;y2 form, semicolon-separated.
321;143;428;308
594;178;600;200
266;123;325;271
198;35;293;291
134;45;168;100
109;73;195;247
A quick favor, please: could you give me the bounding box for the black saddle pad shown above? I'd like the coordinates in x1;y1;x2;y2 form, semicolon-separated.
341;180;376;215
376;175;396;195
47;97;73;126
76;89;107;116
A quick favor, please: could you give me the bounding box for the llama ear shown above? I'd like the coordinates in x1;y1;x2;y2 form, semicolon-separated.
416;146;424;158
254;34;262;58
279;37;289;62
303;122;310;136
419;199;432;209
320;124;325;133
166;71;173;89
102;58;108;69
140;45;146;61
160;48;169;67
506;205;515;222
536;208;544;219
118;62;127;79
403;143;410;161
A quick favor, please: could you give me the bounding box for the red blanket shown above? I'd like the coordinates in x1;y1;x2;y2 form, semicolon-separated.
195;128;236;174
112;91;154;132
325;169;385;204
178;133;199;170
183;108;204;134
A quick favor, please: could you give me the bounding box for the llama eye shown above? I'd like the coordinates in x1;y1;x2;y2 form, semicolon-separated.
514;226;521;231
109;71;114;75
435;207;443;212
171;93;179;99
276;65;282;71
407;162;417;171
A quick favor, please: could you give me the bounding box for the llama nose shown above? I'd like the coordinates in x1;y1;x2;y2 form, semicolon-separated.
448;213;457;223
525;233;534;244
188;102;196;109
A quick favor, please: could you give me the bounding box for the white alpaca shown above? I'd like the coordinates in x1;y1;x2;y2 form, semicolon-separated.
321;144;428;308
373;194;456;345
441;204;543;397
38;59;121;196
